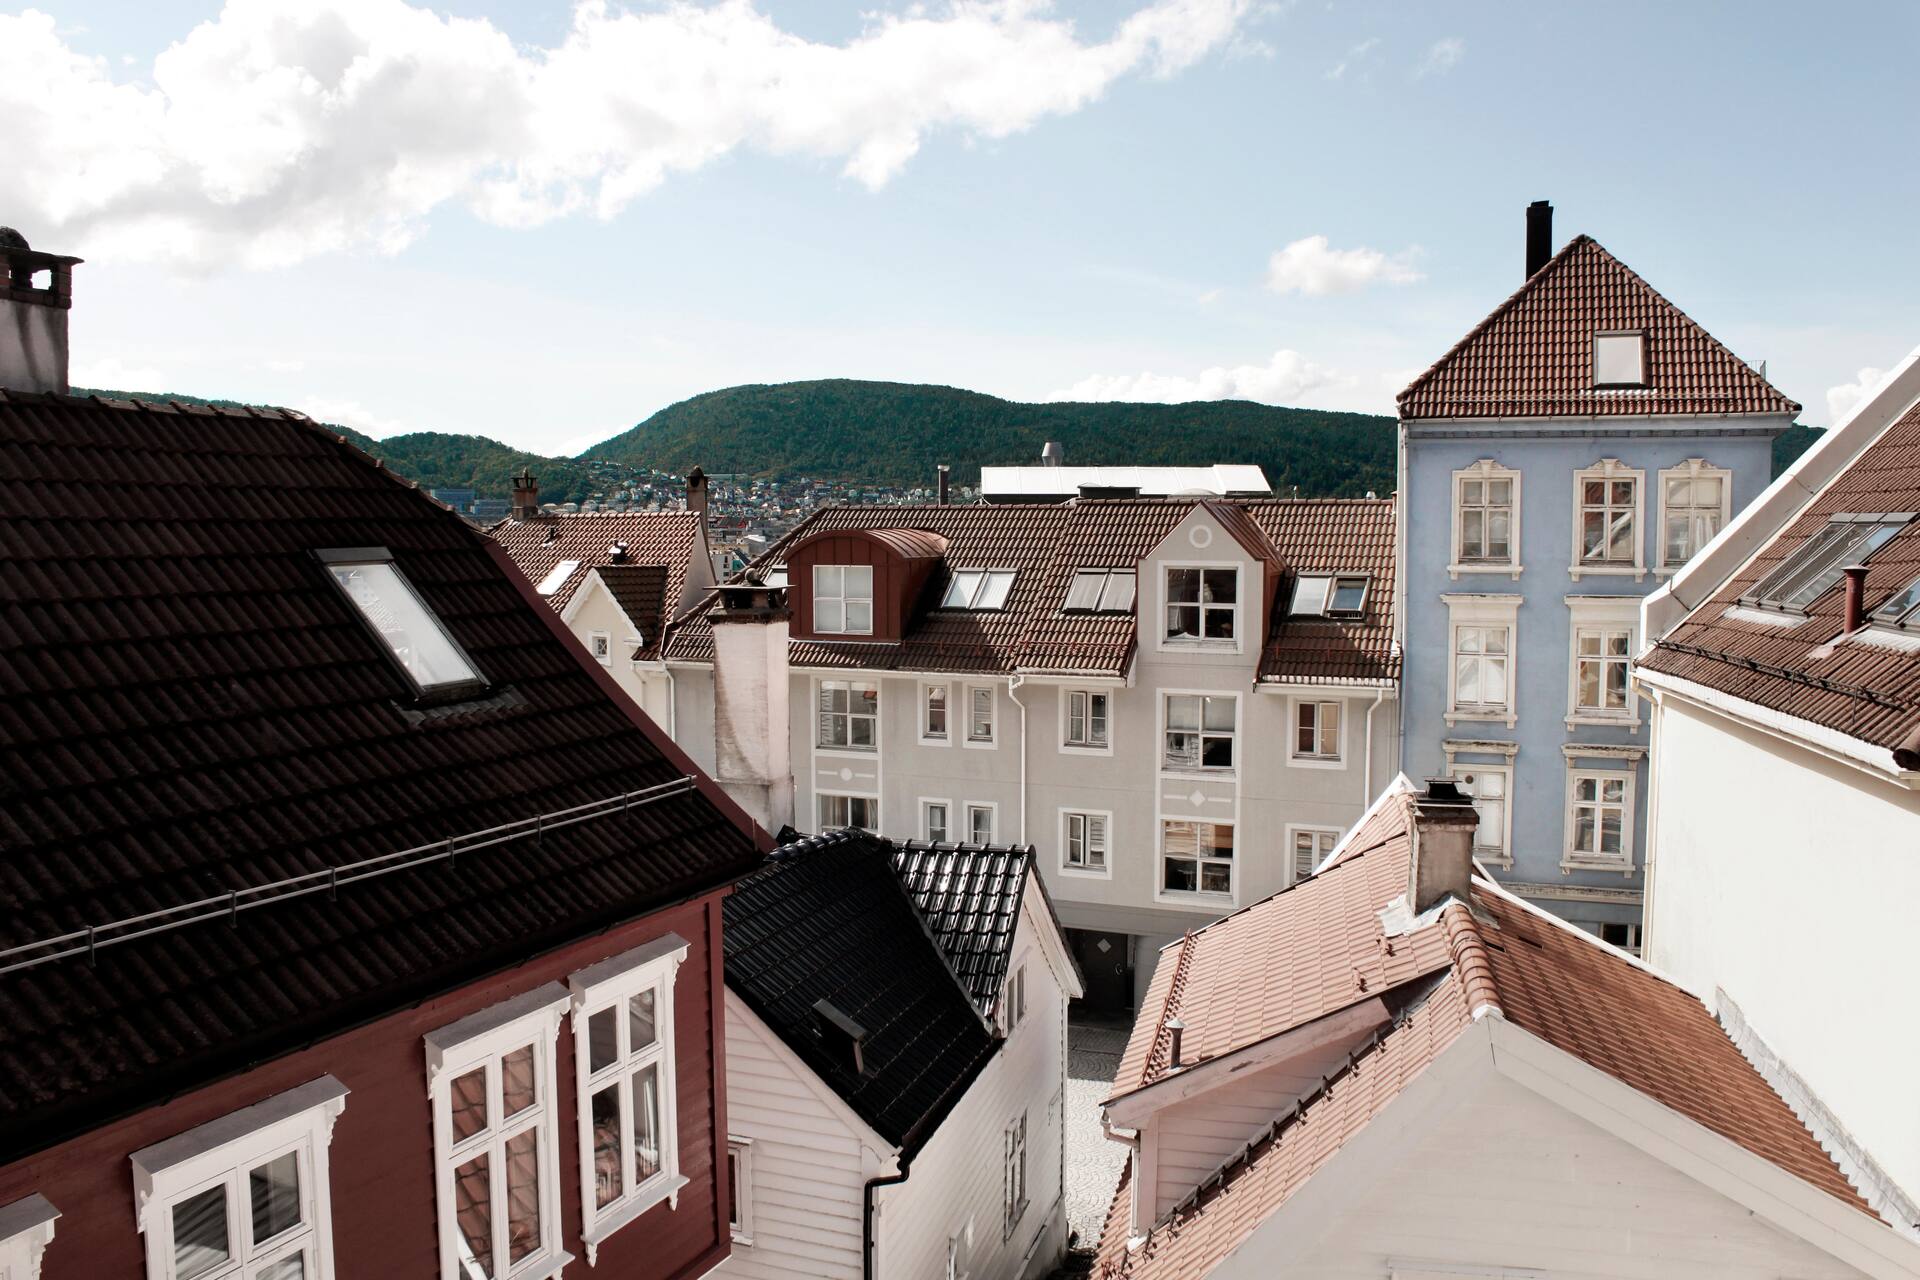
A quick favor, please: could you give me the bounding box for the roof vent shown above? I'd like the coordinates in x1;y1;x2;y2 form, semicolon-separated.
608;541;628;564
1041;441;1065;467
812;999;868;1077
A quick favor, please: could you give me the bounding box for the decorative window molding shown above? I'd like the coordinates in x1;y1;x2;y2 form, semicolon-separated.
1565;596;1642;729
1061;809;1112;878
920;683;951;745
812;565;874;635
965;686;998;749
569;935;690;1264
1442;745;1514;869
818;793;878;833
1287;697;1344;768
0;1194;58;1280
1655;459;1732;573
1160;564;1240;650
425;987;571;1280
816;680;878;753
131;1077;349;1280
1001;1112;1029;1241
725;1139;754;1247
1563;765;1636;875
1286;825;1340;882
588;631;612;666
317;548;487;697
921;798;953;844
966;802;997;845
1569;459;1645;580
1442;595;1521;728
1449;461;1522;580
1061;689;1112;755
1158;818;1235;902
1162;692;1237;772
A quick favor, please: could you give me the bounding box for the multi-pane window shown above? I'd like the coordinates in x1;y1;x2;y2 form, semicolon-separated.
1876;574;1920;630
1293;700;1340;761
1064;812;1108;873
1002;963;1028;1034
820;794;877;832
1456;471;1515;565
1451;625;1511;714
1453;766;1510;861
1164;694;1235;770
573;940;684;1244
968;804;995;845
1065;691;1109;749
321;552;483;693
924;800;950;844
1567;771;1632;868
817;681;878;750
1063;569;1137;614
941;570;1017;610
131;1078;348;1280
1574;627;1633;716
812;565;873;635
1745;515;1911;613
1659;463;1729;569
968;687;995;744
1578;471;1639;566
1161;820;1234;896
1600;923;1644;956
1290;574;1368;616
1291;828;1338;881
1002;1113;1028;1240
1164;568;1237;641
923;685;949;742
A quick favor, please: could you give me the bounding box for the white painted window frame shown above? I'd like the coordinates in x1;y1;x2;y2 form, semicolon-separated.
1655;457;1733;574
964;685;998;749
725;1138;754;1247
920;797;953;843
1592;329;1647;387
1442;594;1521;729
425;987;571;1280
1562;764;1637;875
811;564;874;636
1160;690;1239;774
1569;458;1646;581
966;801;998;845
1155;815;1237;905
1449;460;1523;580
1060;808;1112;879
1442;744;1516;869
1158;561;1243;653
1001;1111;1029;1241
815;678;880;754
818;791;879;833
569;935;690;1263
1001;957;1028;1034
130;1078;347;1280
588;630;612;666
1285;823;1341;882
920;681;951;746
1060;688;1113;756
1565;595;1642;730
0;1194;58;1280
1286;696;1344;768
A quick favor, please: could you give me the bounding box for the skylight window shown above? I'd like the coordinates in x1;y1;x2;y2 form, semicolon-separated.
1290;574;1369;616
1063;569;1137;614
1594;332;1646;387
1875;575;1920;629
941;569;1017;610
320;550;483;693
1743;515;1912;613
536;559;580;596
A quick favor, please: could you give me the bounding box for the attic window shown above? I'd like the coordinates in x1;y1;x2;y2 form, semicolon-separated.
1290;574;1368;616
941;569;1017;611
1875;575;1920;630
1593;332;1646;388
1063;569;1137;614
1743;514;1912;613
319;550;484;694
536;559;580;596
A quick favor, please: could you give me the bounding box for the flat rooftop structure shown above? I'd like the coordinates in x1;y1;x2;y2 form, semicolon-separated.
978;463;1271;502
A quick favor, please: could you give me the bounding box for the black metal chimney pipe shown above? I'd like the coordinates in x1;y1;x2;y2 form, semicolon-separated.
936;464;950;505
1526;200;1553;278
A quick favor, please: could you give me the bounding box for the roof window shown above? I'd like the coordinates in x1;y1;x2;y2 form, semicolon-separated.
536;559;580;596
1875;575;1920;629
1063;569;1137;614
1744;515;1912;613
1290;573;1368;616
320;550;484;694
941;569;1017;610
1593;331;1646;387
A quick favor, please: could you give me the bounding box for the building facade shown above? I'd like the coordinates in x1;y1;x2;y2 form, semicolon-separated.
1396;203;1797;940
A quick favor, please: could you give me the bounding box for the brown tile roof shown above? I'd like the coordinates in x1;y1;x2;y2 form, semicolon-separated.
598;563;670;660
0;391;763;1161
663;497;1398;685
490;509;704;617
1398;236;1800;421
1639;398;1920;759
1095;788;1872;1279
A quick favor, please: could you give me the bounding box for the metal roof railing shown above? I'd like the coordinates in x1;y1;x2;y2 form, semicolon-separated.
0;775;699;977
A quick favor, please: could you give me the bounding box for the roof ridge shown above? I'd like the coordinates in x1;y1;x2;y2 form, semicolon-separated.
1140;930;1198;1085
1440;903;1502;1019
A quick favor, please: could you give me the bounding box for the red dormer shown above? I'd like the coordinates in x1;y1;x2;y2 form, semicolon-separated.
784;527;948;643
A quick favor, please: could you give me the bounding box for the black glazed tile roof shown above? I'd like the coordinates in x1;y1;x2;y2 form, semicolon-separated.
890;842;1032;1018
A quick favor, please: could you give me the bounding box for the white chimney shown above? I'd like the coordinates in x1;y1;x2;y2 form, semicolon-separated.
0;229;81;395
709;579;792;832
1411;778;1480;912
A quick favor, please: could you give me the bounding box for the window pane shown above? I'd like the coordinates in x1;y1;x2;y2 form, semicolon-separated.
1600;809;1623;854
845;566;873;597
1166;568;1199;603
845;600;873;632
1202;697;1234;732
978;571;1015;610
505;1128;542;1265
633;1065;662;1182
1097;571;1136;612
817;565;842;596
454;1153;493;1279
172;1185;230;1280
1203;569;1237;603
591;1086;622;1208
1489;479;1511;504
1064;571;1104;611
630;990;657;1052
589;1007;619;1074
1487;511;1511;557
1329;577;1366;612
1579;661;1601;708
1461;508;1484;557
502;1045;536;1118
1162;858;1197;892
257;1255;307;1280
1290;575;1329;615
1455;655;1480;703
1201;737;1234;768
1574;809;1596;853
1462;479;1483;505
816;599;844;632
451;1066;488;1142
330;561;479;689
1666;477;1691;506
1165;604;1197;638
1166;696;1199;731
250;1151;303;1245
943;571;981;608
1200;863;1233;894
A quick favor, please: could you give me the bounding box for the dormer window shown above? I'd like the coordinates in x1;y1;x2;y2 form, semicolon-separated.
813;565;874;634
1593;331;1646;387
940;569;1017;610
1064;569;1137;614
319;550;484;695
1289;574;1368;616
1164;568;1237;642
536;559;579;596
1743;514;1912;613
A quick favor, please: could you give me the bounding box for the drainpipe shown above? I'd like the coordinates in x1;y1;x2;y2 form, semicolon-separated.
1639;686;1664;958
863;1163;912;1280
663;663;678;739
1008;673;1029;843
1362;685;1386;802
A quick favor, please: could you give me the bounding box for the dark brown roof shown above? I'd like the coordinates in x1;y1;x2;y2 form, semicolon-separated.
598;563;670;660
0;391;763;1161
1398;236;1800;421
663;497;1398;685
491;508;704;615
1639;397;1920;758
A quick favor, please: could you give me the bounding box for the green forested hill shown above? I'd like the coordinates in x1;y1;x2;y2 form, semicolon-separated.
586;380;1399;495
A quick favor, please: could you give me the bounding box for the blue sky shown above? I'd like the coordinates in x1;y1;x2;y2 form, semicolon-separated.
5;1;1915;454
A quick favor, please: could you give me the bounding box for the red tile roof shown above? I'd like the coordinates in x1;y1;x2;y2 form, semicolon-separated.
1095;787;1872;1279
1398;236;1800;421
1639;397;1920;760
490;509;705;618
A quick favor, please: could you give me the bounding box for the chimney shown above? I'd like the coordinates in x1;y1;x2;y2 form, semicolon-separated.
1041;441;1065;468
1165;1017;1185;1069
510;469;540;520
708;578;792;832
1842;564;1869;632
0;229;82;395
686;466;709;520
1411;778;1480;913
1525;200;1553;279
936;464;951;505
607;540;628;565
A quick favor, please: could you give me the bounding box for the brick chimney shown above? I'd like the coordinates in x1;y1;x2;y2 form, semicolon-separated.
708;578;792;832
1525;200;1553;279
0;229;82;395
510;469;539;521
1411;778;1480;913
686;467;709;521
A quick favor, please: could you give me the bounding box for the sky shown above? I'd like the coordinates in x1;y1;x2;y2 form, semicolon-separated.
4;0;1916;456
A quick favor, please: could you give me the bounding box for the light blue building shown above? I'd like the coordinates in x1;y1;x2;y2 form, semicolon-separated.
1394;203;1799;944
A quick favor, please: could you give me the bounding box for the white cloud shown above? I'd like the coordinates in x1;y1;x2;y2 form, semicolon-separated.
1826;367;1887;424
1265;234;1423;296
297;394;412;438
1049;348;1345;405
0;0;1251;270
1324;36;1378;81
1416;36;1464;77
69;356;172;390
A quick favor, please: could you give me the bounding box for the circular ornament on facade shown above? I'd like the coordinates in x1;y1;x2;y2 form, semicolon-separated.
1188;525;1213;549
839;767;853;782
1188;789;1205;808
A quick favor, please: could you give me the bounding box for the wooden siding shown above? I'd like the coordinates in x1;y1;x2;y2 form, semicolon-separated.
0;895;731;1280
787;532;937;644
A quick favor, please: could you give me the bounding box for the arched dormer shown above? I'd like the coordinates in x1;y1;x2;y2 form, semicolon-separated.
786;527;949;643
